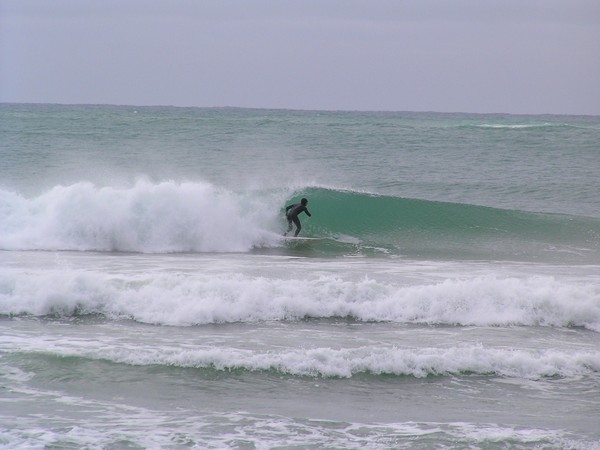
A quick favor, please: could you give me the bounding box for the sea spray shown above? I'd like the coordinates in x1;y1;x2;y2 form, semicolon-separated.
0;180;287;253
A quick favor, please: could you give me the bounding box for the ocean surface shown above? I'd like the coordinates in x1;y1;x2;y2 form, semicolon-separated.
1;103;599;449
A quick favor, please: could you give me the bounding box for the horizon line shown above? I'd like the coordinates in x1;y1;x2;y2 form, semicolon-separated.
1;101;598;118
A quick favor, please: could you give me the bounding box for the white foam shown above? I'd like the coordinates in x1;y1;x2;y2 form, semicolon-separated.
0;180;286;253
1;415;588;450
2;333;599;379
1;269;599;331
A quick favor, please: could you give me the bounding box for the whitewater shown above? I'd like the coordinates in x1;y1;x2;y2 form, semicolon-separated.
1;104;599;449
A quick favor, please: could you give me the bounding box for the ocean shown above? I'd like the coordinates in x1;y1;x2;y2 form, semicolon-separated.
1;103;599;449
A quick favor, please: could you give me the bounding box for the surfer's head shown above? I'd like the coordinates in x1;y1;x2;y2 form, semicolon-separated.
301;198;308;205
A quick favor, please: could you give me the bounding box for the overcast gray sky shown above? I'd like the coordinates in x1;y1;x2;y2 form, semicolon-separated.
1;0;599;114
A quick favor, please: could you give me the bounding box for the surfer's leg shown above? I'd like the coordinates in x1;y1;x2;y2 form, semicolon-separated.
284;218;293;236
293;217;301;237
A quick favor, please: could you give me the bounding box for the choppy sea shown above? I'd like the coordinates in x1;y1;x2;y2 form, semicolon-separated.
1;104;599;449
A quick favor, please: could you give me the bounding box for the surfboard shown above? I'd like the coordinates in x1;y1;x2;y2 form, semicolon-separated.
282;236;322;243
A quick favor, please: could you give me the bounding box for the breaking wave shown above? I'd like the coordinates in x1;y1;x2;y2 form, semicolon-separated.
1;181;599;261
2;268;599;331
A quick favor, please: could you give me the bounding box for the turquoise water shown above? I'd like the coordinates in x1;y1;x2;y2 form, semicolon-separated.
1;104;599;448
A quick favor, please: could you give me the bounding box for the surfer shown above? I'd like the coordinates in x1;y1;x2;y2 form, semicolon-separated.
284;198;312;237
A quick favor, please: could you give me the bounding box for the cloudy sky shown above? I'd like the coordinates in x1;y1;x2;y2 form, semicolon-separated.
1;0;599;114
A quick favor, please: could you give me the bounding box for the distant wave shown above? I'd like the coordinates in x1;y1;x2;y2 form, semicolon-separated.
457;122;587;131
2;269;599;331
1;182;599;261
477;123;565;129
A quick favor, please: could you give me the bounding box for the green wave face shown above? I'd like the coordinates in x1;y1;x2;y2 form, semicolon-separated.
288;188;600;262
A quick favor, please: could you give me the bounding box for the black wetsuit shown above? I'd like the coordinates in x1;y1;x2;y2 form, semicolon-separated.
285;203;311;237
